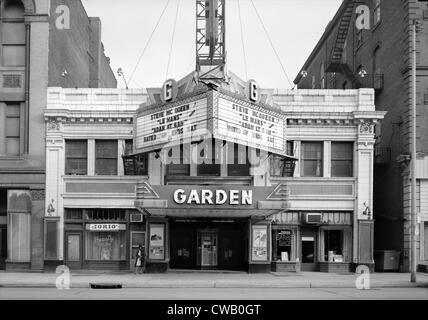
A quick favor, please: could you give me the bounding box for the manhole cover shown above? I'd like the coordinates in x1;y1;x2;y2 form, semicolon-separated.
90;283;122;289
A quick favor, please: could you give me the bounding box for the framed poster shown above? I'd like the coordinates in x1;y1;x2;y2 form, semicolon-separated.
149;224;165;260
251;225;268;261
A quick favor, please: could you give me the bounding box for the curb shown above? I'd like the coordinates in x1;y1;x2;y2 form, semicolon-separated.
1;283;427;289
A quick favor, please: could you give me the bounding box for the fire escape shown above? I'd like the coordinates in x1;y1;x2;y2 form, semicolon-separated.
324;0;384;91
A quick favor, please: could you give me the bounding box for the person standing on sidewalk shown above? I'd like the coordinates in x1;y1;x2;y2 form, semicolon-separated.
134;245;145;274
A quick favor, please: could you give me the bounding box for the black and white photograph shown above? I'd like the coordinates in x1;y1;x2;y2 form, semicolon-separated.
0;0;427;312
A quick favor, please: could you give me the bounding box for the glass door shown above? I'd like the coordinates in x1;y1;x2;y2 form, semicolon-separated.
198;230;218;268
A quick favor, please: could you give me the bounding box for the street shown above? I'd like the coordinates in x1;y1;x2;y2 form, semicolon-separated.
1;287;427;300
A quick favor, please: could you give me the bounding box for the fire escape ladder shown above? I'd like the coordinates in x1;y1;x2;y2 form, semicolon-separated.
325;0;358;74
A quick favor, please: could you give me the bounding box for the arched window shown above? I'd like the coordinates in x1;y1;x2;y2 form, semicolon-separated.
373;46;381;75
1;0;26;66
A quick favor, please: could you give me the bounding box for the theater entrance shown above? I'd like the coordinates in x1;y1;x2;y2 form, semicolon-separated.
169;219;247;271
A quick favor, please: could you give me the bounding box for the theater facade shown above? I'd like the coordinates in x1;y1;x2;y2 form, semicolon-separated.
44;71;385;273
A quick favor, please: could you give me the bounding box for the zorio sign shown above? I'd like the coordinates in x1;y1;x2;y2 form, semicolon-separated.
86;224;126;231
174;189;252;205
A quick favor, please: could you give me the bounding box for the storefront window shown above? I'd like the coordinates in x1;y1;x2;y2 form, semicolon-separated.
7;190;31;262
85;231;126;260
322;229;352;263
272;229;294;262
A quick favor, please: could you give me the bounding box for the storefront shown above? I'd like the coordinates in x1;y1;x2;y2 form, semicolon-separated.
270;211;353;272
63;208;144;270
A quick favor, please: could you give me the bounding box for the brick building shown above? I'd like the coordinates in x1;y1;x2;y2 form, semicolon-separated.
293;0;428;271
0;0;116;271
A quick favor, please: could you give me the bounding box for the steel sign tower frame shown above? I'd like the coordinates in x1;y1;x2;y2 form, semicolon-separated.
196;0;226;82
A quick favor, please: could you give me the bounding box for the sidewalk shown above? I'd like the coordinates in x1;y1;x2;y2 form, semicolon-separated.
1;271;428;289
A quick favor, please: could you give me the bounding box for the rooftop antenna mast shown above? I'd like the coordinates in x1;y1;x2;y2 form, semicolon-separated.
196;0;226;83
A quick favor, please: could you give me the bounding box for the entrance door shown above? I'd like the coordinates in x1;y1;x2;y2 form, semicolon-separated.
0;226;6;270
301;232;317;271
198;231;217;268
65;232;82;269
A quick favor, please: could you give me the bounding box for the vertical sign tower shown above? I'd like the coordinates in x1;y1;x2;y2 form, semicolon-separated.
196;0;226;82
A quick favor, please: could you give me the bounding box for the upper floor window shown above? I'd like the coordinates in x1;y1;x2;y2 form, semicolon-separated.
166;144;190;176
197;139;221;176
65;140;88;175
228;143;250;176
356;29;363;47
1;0;26;66
331;142;354;177
373;0;381;26
123;140;149;176
0;103;21;156
95;140;117;175
373;46;381;75
311;76;316;89
301;142;323;177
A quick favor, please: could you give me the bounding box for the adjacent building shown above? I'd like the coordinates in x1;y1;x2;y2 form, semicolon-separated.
293;0;428;272
0;0;116;271
44;71;385;273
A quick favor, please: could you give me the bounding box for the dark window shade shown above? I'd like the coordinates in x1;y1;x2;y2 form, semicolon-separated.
331;142;353;177
301;142;323;177
95;140;117;175
65;140;87;175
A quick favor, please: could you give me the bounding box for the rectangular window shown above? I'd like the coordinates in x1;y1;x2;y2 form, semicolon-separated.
166;144;190;176
301;142;323;177
373;0;381;25
5;104;20;155
227;143;250;176
272;229;295;262
357;29;363;47
65;140;87;175
331;142;354;177
197;140;221;176
2;22;26;66
44;219;59;259
324;230;343;262
85;231;126;260
7;190;31;262
95;140;118;175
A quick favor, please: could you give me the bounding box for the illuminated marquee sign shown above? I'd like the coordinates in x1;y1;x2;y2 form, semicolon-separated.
135;98;208;150
215;97;286;154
